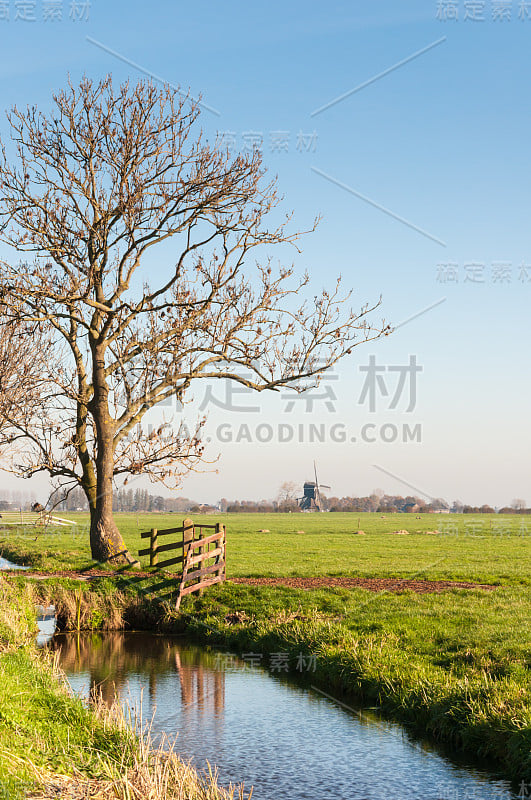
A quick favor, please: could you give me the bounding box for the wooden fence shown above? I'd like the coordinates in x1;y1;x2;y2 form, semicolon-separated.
138;517;226;610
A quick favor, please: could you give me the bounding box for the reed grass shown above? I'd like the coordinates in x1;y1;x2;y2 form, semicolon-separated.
27;695;249;800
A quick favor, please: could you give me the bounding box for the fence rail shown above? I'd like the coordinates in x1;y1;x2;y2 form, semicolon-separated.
138;517;226;609
0;511;76;528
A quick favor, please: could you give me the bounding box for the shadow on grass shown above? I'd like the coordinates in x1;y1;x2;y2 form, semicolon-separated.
106;565;181;607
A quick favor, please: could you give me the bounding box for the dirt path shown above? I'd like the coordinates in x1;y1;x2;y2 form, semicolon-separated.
1;568;151;581
230;576;498;593
1;569;498;592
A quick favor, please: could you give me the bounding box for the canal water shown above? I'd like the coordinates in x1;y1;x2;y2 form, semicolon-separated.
0;556;27;570
53;631;518;800
36;605;56;647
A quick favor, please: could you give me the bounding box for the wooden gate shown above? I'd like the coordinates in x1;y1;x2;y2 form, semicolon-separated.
138;518;226;610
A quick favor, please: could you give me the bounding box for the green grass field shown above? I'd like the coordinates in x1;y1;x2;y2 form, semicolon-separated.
1;511;530;585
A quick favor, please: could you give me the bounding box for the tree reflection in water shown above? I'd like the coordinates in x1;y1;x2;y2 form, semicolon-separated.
52;632;226;715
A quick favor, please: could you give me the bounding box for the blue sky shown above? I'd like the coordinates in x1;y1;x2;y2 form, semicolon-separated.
1;0;530;506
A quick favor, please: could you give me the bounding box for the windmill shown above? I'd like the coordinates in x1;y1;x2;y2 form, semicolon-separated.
298;462;330;512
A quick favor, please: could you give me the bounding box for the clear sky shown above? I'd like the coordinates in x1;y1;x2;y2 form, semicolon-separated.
0;0;530;507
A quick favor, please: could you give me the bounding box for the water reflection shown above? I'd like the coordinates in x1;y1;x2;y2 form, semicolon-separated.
53;632;518;800
54;632;225;714
0;556;27;570
36;604;56;647
175;649;225;716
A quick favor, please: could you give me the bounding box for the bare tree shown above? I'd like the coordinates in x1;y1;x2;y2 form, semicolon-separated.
277;480;300;511
0;313;50;439
0;76;390;564
277;481;299;504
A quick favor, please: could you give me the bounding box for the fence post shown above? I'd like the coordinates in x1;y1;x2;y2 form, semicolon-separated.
215;522;223;579
175;518;194;611
150;528;159;567
197;537;204;596
182;517;194;564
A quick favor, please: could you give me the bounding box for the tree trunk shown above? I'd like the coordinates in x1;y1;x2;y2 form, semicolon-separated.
89;489;132;564
88;354;140;567
88;478;140;567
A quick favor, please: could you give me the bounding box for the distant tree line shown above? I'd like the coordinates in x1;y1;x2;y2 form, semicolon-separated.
52;490;531;515
222;492;531;514
224;500;277;513
48;487;202;514
223;492;453;514
0;487;528;514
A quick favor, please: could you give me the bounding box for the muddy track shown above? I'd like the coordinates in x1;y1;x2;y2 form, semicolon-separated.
230;576;498;592
2;570;498;592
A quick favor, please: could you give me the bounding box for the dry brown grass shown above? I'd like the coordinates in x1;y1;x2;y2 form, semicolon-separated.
25;693;251;800
26;750;251;800
36;584;127;631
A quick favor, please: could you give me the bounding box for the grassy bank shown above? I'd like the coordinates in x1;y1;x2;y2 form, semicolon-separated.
0;577;244;799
